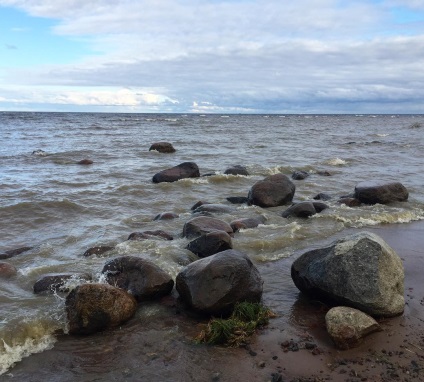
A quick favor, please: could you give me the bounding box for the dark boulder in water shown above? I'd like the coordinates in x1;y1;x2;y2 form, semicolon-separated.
230;216;266;232
102;256;174;301
247;174;295;208
32;149;47;156
149;142;176;153
33;273;92;294
66;283;137;335
0;246;33;260
176;249;263;315
77;159;93;165
226;196;249;204
152;162;200;183
127;230;173;241
83;246;114;257
190;200;211;210
292;170;309;180
282;201;328;218
338;197;361;207
313;193;332;201
182;216;234;239
224;165;249;176
186;231;233;258
0;262;17;278
354;181;409;204
154;212;179;221
317;170;332;176
192;204;235;215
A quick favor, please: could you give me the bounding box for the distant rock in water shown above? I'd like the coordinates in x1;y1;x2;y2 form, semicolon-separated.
248;173;295;208
0;262;17;278
0;246;33;260
152;162;200;183
192;204;235;215
317;170;332;176
338;197;361;207
282;201;328;218
33;273;92;294
354;180;409;204
32;149;47;156
292;170;309;180
154;212;179;221
224;165;249;176
127;230;173;241
82;246;114;257
149;142;176;153
77;159;93;165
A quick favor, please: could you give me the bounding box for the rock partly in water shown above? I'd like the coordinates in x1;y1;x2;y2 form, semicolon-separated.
291;231;405;317
192;204;235;215
152;162;200;183
0;246;33;260
102;256;174;301
317;170;332;176
226;196;249;204
230;216;266;232
325;306;382;350
33;273;92;294
83;246;114;257
176;249;263;315
187;231;233;258
149;142;176;153
224;165;249;176
66;283;137;335
338;197;361;207
313;193;332;201
0;262;17;278
282;201;329;218
247;174;295;208
191;201;211;210
77;159;93;165
354;180;409;204
182;216;234;239
154;212;179;221
32;149;47;156
127;230;173;241
292;170;309;180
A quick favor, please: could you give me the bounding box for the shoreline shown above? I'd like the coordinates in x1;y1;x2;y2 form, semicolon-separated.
4;220;424;381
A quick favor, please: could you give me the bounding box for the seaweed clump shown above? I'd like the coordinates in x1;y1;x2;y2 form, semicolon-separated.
196;302;276;347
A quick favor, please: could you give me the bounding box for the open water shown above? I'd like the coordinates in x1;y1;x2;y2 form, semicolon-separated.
0;112;423;379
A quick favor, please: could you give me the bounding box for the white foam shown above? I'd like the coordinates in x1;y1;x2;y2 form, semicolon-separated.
324;158;347;166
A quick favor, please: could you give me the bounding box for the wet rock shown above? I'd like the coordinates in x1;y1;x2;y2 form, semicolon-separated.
230;216;266;232
247;173;295;208
32;149;47;156
0;262;17;278
224;165;249;176
83;246;114;257
0;246;33;260
127;230;173;241
317;170;332;176
66;283;137;335
325;306;382;350
182;216;233;239
226;196;249;204
191;200;211;210
291;231;405;317
152;162;200;183
338;197;361;207
149;142;176;153
292;170;309;180
176;249;263;315
187;231;233;258
102;256;174;301
282;201;329;218
33;273;92;294
313;193;332;201
192;204;235;215
77;159;93;165
354;180;409;204
154;212;179;221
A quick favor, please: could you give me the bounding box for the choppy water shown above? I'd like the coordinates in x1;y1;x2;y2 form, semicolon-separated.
1;112;423;377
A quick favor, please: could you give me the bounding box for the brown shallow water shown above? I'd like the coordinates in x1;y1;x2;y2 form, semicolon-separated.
4;221;423;382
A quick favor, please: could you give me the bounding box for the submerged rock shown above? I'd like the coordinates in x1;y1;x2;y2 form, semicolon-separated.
354;180;408;204
0;262;17;278
0;246;33;260
325;306;382;350
226;196;249;204
224;165;249;176
313;193;332;201
187;231;233;258
66;283;137;335
230;216;266;232
33;273;92;294
282;201;328;218
77;159;93;165
149;142;176;153
154;212;179;221
192;204;235;215
291;232;404;317
127;230;173;241
182;216;233;239
176;249;263;315
83;246;114;257
102;256;174;301
292;170;309;180
152;162;200;183
338;197;361;207
191;200;211;210
247;174;295;208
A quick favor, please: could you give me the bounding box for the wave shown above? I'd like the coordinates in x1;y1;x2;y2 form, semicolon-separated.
323;158;348;166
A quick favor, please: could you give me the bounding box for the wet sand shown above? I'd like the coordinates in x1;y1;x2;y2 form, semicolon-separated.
5;221;424;381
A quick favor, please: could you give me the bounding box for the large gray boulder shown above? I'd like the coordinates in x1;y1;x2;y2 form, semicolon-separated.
325;306;382;350
102;256;174;301
247;173;295;208
354;180;408;204
291;232;404;317
176;250;263;315
152;162;200;183
66;283;137;335
182;216;233;239
187;231;233;258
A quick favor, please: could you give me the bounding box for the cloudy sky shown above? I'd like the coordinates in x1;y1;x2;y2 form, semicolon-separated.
1;0;424;113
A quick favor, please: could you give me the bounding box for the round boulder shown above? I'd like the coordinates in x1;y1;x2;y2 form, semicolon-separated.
66;283;137;335
354;180;408;204
182;216;234;239
102;256;174;301
34;273;92;294
149;142;176;153
152;162;200;183
325;306;382;350
224;165;249;176
187;231;233;258
247;173;295;208
176;249;263;315
291;231;404;317
282;201;328;218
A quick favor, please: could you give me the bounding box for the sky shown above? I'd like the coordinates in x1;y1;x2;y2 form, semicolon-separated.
1;0;424;114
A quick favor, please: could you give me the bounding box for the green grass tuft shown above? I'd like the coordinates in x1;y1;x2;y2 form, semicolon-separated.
196;302;276;347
